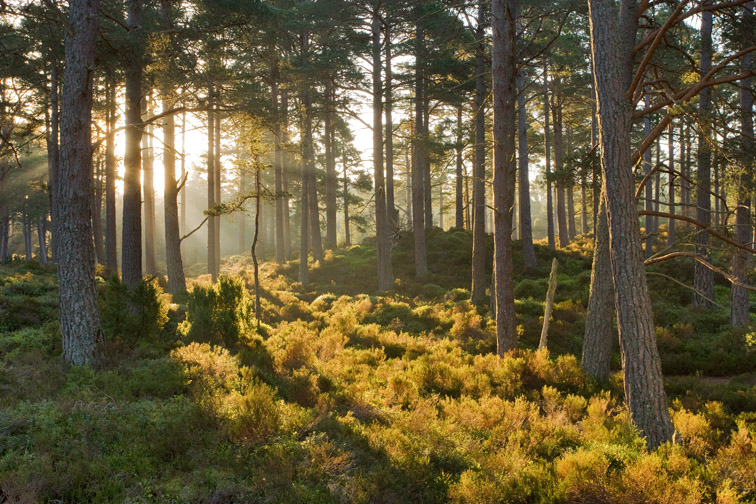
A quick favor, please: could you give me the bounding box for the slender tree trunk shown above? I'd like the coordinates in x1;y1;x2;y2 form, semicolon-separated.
180;110;186;234
643;92;654;257
695;3;715;308
303;90;323;262
492;0;518;354
214;113;222;274
207;83;217;280
92;158;104;264
544;66;555;249
406;148;412;229
567;186;576;240
654;137;661;232
667;119;676;245
517;65;537;269
142;95;156;275
163;95;186;293
583;187;614;382
299;109;310;285
588;0;674;449
122;0;144;288
471;1;487;300
343;152;350;246
57;0;103;365
273;64;286;263
47;64;59;263
372;15;394;290
552;94;568;247
281;89;292;258
423;105;432;229
23;211;32;260
455;104;464;229
37;216;47;263
105;78;118;270
385;29;397;229
731;1;753;328
681;123;690;216
412;19;428;277
325;80;337;250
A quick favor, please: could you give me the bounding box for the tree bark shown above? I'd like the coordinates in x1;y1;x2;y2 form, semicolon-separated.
667;119;676;246
517;65;537;269
105;78;118;271
325;79;337;250
412;18;428;278
299;99;310;285
92;157;104;264
471;1;487;300
492;0;518;355
539;258;559;350
372;15;394;291
207;83;217;281
273;63;286;263
643;92;654;257
731;1;753;328
552;92;568;247
544;65;555;249
163;94;186;293
57;0;103;365
588;0;674;449
695;2;715;308
281;89;292;258
303;89;323;263
214;112;222;274
385;28;397;230
47;64;59;263
582;188;614;382
455;104;464;229
343;151;351;246
122;0;144;289
142;95;156;275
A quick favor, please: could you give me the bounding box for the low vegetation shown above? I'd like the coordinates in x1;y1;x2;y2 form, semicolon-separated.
1;230;755;502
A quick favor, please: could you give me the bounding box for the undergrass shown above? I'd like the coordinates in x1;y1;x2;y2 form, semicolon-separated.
1;230;755;502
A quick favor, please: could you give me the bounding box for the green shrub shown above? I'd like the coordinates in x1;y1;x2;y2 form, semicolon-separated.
99;275;169;344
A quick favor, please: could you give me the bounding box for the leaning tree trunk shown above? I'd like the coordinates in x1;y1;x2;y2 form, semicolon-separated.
582;187;615;382
163;94;186;293
695;3;715;308
588;0;674;449
731;2;753;328
517;64;537;269
412;19;428;278
122;0;144;289
57;0;103;365
372;14;394;291
471;1;487;300
491;0;518;355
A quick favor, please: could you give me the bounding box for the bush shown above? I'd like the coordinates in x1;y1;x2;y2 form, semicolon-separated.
99;275;169;345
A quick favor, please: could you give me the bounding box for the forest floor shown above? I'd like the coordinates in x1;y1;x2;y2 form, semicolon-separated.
1;228;755;503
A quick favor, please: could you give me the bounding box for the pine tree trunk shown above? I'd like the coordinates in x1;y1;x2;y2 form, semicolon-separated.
588;0;674;449
372;14;394;290
57;0;103;365
492;0;518;355
412;19;428;278
643;92;654;257
180;110;186;234
304;91;323;263
471;2;487;299
37;216;48;264
423;105;432;229
731;2;753;328
214;112;222;275
667;120;676;246
552;96;568;247
163;95;186;293
142;96;156;275
273;65;286;263
695;4;715;308
299;112;310;285
281;89;292;258
122;0;144;288
92;158;104;264
517;65;536;269
582;188;614;382
105;78;118;271
544;66;555;249
325;80;337;250
385;30;397;230
47;64;60;263
207;84;217;281
343;152;351;246
455;104;464;229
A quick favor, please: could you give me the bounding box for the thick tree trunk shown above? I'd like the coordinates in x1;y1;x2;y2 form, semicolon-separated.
731;2;753;328
588;0;674;449
544;66;555;249
517;66;537;269
412;19;428;277
695;3;715;308
492;0;518;355
57;0;103;365
372;14;394;291
582;188;614;382
471;2;487;300
105;79;117;271
122;0;144;289
325;80;337;250
163;95;186;293
47;64;59;263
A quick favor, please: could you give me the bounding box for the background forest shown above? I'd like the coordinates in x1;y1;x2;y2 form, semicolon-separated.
1;0;756;502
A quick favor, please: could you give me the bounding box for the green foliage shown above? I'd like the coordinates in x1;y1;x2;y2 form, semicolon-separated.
179;275;256;348
98;275;169;345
